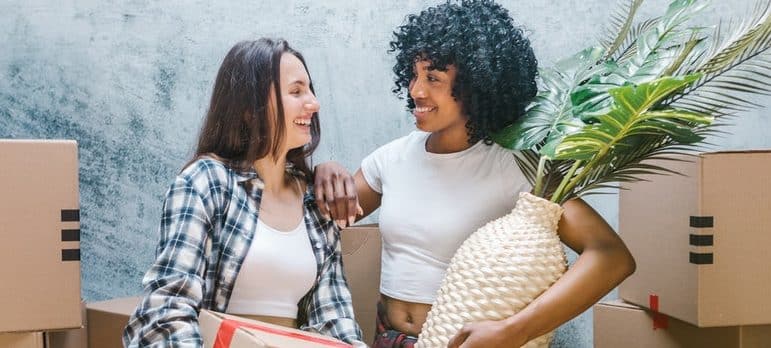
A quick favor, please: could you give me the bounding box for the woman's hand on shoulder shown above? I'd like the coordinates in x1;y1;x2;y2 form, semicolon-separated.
314;161;361;228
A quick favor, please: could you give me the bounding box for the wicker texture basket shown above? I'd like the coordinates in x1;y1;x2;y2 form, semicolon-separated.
416;192;567;348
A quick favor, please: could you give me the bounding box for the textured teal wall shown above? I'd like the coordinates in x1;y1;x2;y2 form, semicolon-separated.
2;1;769;346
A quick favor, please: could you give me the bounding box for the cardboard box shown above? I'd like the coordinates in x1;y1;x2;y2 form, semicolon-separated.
619;151;771;327
47;301;88;348
340;224;381;343
86;297;139;348
594;300;771;347
47;328;87;348
0;140;82;332
199;310;351;348
0;332;44;348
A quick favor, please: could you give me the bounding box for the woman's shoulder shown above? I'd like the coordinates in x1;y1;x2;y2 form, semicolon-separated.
476;142;527;175
177;156;251;191
181;156;228;178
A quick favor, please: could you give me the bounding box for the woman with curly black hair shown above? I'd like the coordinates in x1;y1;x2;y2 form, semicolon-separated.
315;1;635;347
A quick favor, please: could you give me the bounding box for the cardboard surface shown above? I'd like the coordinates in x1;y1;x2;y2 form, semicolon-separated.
0;332;44;348
340;224;381;343
0;140;83;332
86;296;139;348
594;300;771;348
47;302;88;348
619;151;771;327
47;328;88;348
200;310;351;348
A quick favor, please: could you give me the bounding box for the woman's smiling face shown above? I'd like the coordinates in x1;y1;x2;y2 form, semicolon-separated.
408;60;467;135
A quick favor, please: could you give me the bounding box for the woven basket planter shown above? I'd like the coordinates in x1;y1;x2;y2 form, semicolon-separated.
416;192;568;348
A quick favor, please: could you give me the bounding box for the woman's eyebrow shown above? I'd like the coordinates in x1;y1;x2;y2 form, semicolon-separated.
288;79;307;86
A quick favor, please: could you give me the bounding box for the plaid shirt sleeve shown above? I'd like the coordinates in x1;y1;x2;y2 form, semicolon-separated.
123;173;214;348
299;207;364;345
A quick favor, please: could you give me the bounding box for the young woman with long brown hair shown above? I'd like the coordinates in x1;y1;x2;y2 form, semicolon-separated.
123;38;364;347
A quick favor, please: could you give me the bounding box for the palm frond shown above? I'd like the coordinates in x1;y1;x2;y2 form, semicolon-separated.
567;138;703;200
615;19;660;63
548;75;712;202
664;1;771;113
512;149;540;187
602;0;645;60
513;148;572;198
696;1;771;74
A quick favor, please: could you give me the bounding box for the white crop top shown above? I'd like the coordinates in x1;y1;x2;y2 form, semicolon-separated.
226;219;316;318
361;131;531;304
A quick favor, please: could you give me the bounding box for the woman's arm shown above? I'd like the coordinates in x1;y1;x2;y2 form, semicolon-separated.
449;197;636;348
123;175;212;348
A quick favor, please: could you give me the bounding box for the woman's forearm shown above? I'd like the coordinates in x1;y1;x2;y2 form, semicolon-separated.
505;242;635;342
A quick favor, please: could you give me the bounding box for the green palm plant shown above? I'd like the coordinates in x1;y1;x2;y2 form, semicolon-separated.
493;0;771;204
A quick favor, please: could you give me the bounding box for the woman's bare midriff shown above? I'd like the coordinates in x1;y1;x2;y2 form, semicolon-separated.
238;314;298;329
381;294;432;337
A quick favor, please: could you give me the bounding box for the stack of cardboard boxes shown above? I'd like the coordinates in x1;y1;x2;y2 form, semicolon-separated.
594;151;771;347
0;140;87;348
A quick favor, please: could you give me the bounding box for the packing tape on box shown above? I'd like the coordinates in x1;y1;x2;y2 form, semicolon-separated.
648;294;669;330
213;318;351;348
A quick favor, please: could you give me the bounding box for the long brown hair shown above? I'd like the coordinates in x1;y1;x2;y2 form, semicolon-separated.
191;38;320;180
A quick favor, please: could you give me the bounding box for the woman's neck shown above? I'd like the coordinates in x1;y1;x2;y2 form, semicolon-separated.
426;127;472;154
253;155;293;194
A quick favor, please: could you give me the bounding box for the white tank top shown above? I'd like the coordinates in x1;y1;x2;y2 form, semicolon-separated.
226;219;317;318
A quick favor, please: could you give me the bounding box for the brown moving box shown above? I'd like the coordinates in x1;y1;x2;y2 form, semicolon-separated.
0;140;82;332
340;224;381;343
594;300;771;347
199;310;351;348
47;327;87;348
619;151;771;327
0;332;44;348
47;301;88;348
86;297;139;348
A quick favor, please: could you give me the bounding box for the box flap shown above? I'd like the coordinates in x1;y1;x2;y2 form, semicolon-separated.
700;149;771;156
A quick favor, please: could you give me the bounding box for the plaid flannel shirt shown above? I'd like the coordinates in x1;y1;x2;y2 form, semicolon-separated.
123;158;363;347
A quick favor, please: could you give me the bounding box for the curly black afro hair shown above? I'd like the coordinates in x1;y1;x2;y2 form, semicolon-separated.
390;0;538;144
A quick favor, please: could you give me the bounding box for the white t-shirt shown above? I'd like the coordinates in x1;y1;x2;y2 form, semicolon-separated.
361;131;532;304
227;219;316;318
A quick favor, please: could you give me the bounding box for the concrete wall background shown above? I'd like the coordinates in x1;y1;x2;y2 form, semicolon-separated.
2;1;769;346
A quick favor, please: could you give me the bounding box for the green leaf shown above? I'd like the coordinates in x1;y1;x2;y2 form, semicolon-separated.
554;74;705;161
493;46;605;150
